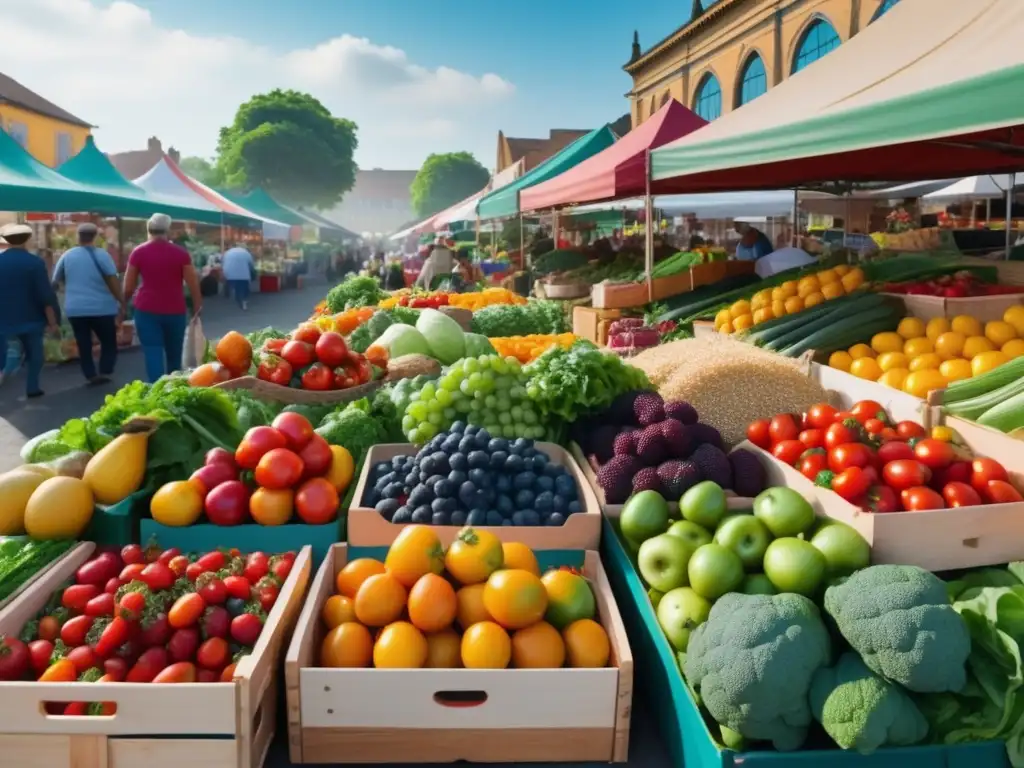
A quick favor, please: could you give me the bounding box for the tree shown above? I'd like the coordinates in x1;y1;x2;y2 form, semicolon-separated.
179;156;221;186
215;89;358;209
410;152;490;218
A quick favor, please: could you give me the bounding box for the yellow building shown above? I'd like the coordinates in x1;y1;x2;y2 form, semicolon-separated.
0;72;92;167
625;0;901;127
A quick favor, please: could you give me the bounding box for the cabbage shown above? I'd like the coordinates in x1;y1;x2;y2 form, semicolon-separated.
375;325;431;358
415;309;466;365
463;332;496;357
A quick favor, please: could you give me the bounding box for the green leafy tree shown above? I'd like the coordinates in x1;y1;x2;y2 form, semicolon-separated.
179;156;221;186
410;152;490;218
215;89;358;208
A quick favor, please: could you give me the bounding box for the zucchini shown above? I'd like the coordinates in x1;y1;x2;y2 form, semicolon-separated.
941;354;1024;404
739;294;861;343
763;299;889;353
977;389;1024;432
754;294;885;349
779;307;902;358
943;376;1024;420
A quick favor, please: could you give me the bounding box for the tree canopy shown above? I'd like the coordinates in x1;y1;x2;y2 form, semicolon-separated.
410;152;490;218
215;89;358;209
179;156;221;187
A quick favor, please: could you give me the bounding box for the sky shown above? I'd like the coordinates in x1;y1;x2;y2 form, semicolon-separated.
0;0;705;172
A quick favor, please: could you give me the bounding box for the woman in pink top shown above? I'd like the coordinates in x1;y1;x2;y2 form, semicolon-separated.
123;214;203;382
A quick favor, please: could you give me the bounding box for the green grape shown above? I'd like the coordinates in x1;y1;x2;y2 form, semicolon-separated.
498;412;511;426
510;406;523;421
502;425;518;438
426;399;443;414
408;402;428;421
417;423;438;441
443;407;457;420
484;395;498;409
460;379;473;395
485;424;501;436
401;415;416;431
462;358;479;374
523;410;538;425
419;383;436;400
434;389;453;407
440;376;459;392
427;412;443;426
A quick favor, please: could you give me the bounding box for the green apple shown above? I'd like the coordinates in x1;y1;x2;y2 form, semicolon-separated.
687;543;744;601
656;586;712;652
667;520;713;549
638;534;696;592
680;481;728;529
620;490;670;546
753;487;816;537
648;587;665;610
810;520;871;577
713;514;772;570
741;573;777;595
762;538;826;596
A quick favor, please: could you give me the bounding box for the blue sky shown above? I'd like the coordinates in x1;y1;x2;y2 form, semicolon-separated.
0;0;705;171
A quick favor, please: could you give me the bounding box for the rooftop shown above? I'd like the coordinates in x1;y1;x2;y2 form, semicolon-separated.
624;0;742;73
107;137;180;181
0;72;92;128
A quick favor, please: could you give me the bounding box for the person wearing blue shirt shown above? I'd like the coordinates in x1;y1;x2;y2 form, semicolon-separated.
222;243;255;310
52;223;126;385
734;222;775;261
0;224;59;398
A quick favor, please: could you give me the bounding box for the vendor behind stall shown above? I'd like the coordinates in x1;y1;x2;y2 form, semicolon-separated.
456;251;483;285
415;237;455;289
734;222;774;261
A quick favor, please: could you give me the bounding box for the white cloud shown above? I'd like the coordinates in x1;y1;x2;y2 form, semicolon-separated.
0;0;515;168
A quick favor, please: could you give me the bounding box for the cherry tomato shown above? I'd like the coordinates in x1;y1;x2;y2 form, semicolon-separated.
223;575;253;600
139;562;175;591
877;441;915;464
281;340;315;369
196;551;226;572
895;421;927;441
301;362;334;391
263;338;287;355
882;459;931;491
828;443;875;473
797;429;824;450
825;421;862;451
196;637;230;671
851;400;887;426
314;332;349;368
120;544;144;565
156;548;181;566
60;615;94;647
295;478;339;524
254;448;305;490
256;583;280;612
119;563;145;583
982;480;1024;505
913;439;955;470
244;552;270;583
797;451;829;482
864;484;900;513
271;412;315;452
971;458;1010;494
935;460;972;488
292;324;321;346
832;466;871;502
235;427;289;471
197;577;228;605
167;555;190;577
864;418;886;436
942;481;982;508
28;640;54;675
62;584;100;612
257;354;293;387
805;403;838;430
772;439;805;466
746;419;771;449
878;427;900;443
834;411;856;423
169;594;206;629
768;414;799;445
186;562;207;581
901;486;945;512
205;448;237;469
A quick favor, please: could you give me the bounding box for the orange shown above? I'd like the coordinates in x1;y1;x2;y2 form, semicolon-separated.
455;584;491;629
562;619;610;668
445;527;504;585
541;570;596;629
461;621;511;669
407;574;458;633
215;330;253;375
425;628;463;668
321;594;356;629
373;621;428;668
385;525;445;588
335;558;386;598
249;487;294;526
187;362;232;387
483;569;548;630
320;622;373;668
511;621;566;668
354;573;407;627
501;542;540;576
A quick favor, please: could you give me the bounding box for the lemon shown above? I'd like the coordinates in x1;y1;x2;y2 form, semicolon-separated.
877;352;909;371
821;281;845;300
797;276;820;298
784;296;805;315
776;284;797;301
1004;304;1024;336
752;307;774;324
753;289;773;307
714;309;732;329
1003;338;1024;359
934;331;966;360
817;268;839;285
871;332;904;354
803;291;825;308
985;320;1017;347
925;317;950;341
833;264;851;277
732;314;754;332
939;358;972;382
903;369;947;398
850;357;883;381
903;337;934;358
972;350;1010;377
951;315;983;337
909;353;942;372
729;300;751;320
829;350;854;372
771;299;786;318
897;317;927;340
849;343;876;360
719;321;734;334
841;268;865;292
963;335;996;359
878;368;909;390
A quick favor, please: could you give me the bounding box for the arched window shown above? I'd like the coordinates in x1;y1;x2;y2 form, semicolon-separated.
737;54;767;107
871;0;900;23
693;73;722;121
792;18;841;74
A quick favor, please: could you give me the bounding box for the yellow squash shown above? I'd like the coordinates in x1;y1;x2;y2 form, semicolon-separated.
82;420;155;505
0;470;49;535
24;476;94;539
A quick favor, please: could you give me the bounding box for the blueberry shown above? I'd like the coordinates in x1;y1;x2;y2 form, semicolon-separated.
485;510;504;526
425;474;445;489
495;475;512;493
405;471;420;487
467;509;487;526
512;437;531;453
458;481;479;505
523;448;538;460
450;510;468;526
496;494;514;515
464;424;479;435
514;471;537;491
458;437;476;454
408;487;433;508
515;489;536;509
431;511;450;526
536;475;554;493
419;457;436;477
534;491;554;513
488;437;510;453
512;509;541;526
552;495;567;514
511;510;528;526
468;468;488;487
374;473;395;492
442;436;461;454
434;479;454;498
474;432;491;450
383;459;400;473
555;474;577;499
384;482;404;499
468;451;489;470
449;453;468;472
363;489;381;507
502;519;513;526
547;512;567;526
443;497;459;514
393;506;413;524
430;451;450;473
471;490;489;509
568;500;582;514
376;498;401;520
483;487;497;505
450;421;467;434
431;497;449;514
411;506;433;524
544;464;562;478
448;470;467;487
530;456;548;473
505;455;525;474
490;451;509;469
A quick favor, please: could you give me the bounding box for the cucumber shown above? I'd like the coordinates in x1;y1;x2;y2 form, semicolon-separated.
977;389;1024;432
780;307;902;357
739;295;858;344
762;295;888;352
941;354;1024;403
750;294;883;348
943;376;1024;420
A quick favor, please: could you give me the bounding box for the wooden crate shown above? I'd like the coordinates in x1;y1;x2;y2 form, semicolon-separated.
929;407;1024;491
688;261;728;289
285;543;633;764
648;272;692;302
348;443;601;549
738;441;1024;571
592;282;649;310
883;292;1023;322
0;542;94;614
572;306;621;346
0;544;313;768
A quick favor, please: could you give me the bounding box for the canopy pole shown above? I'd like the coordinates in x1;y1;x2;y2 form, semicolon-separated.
644;149;654;299
792;189;799;247
519;215;525;270
475;215;480;249
1006;174;1014;260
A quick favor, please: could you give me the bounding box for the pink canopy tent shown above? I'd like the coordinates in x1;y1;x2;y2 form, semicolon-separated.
519;100;707;212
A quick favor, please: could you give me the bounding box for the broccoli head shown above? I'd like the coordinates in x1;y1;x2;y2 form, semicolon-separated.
810;652;928;754
824;565;970;693
315;407;384;462
684;592;831;751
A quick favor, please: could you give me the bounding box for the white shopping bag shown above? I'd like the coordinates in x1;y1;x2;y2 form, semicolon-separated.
182;315;206;369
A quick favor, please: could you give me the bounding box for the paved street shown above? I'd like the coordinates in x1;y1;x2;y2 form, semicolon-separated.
0;281;326;470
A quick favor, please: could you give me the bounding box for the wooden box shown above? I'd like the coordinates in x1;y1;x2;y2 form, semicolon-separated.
0;544;313;768
348;443;601;549
285;543;633;764
739;440;1024;571
811;362;933;427
592;281;649;310
883;292;1024;323
931;411;1024;490
0;542;93;614
649;272;693;302
688;261;728;290
572;305;621;346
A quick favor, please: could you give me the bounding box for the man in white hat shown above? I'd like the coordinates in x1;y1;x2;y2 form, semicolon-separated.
0;224;59;397
51;222;126;385
415;236;454;289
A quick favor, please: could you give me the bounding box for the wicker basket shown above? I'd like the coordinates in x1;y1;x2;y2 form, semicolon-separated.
214;376;382;405
542;281;590;299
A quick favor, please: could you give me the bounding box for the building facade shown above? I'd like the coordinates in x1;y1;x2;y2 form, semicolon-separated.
0;73;92;167
108;137;180;181
496;129;591;174
325;169;417;236
625;0;901;127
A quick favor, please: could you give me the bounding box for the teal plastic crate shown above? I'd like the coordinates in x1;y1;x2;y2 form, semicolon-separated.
598;516;1010;768
140;518;340;564
82;491;148;547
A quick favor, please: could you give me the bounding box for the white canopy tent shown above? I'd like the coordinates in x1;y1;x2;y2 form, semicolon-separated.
922;174;1024;201
568;189;835;219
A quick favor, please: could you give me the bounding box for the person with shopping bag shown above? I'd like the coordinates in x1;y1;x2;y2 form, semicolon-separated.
123;214;203;382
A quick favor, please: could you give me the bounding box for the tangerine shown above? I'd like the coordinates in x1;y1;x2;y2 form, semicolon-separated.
461;621;511;669
354;573;407;627
336;558;386;598
444;527;504;585
562;619;610;668
425;628;463;668
320;622;373;668
455;584;491;629
373;621;428;668
483;569;548;630
511;621;566;668
407;573;457;633
321;595;357;629
385;525;445;588
501;542;540;576
541;570;596;630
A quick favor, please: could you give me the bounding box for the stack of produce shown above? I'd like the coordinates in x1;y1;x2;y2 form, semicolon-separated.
470;300;568;337
882;271;1023;297
488;333;577;363
649;250;704;280
366;308;495;369
448;288;527;312
320;525;609;669
324;275;386;313
747;400;1021;510
363;424;582;528
0;536;75;602
3;545;295;691
557;253;643;285
606;318;661;353
830;309;1024;398
575;391;765;503
379;291;450;310
940;352;1024;433
314;307;375;334
532;249;589;275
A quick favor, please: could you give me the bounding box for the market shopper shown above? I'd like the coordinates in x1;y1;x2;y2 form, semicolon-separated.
52;223;126;385
734;222;775;261
415;237;455;289
123;214;203;382
222;242;255;311
0;224;60;398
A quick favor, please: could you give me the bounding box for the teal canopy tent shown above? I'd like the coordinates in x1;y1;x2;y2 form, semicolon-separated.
217;187;306;226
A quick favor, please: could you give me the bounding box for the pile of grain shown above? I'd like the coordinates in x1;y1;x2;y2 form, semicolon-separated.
630;337;831;447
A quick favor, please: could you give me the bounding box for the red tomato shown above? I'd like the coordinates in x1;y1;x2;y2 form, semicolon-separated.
942;481;983;508
913;439;955;470
851;400;887;426
153;661;197;683
62;584;100;612
27;640;53;675
982;480;1024;505
256;583;280;611
263;338;287;355
256;354;293;386
189;462;238;499
864;485;900;513
103;657;128;681
292;324;322;346
156;548;181;566
271;556;293;582
746;419;771;449
832;466;871;502
127;647;170;683
828;443;875;473
332;365;359;390
139;562;174;592
797;429;824;450
120;544;144;565
878;427;900;443
244;552;270;583
876;441;915;464
834;411;856;423
271;412;315;451
971;458;1010;493
186;562;207;581
168;594;206;629
295;478;340;524
60;615;94;647
314;332;349;368
894;421;927;441
235;426;288;470
935;460;972;487
230;613;263;646
281;341;315;369
196;551;226;571
196;637;230;670
204;480;252;526
167;555;190;577
85;592;115;617
863;418;886;436
205;448;237;469
299;435;333;478
805;403;838;429
120;563;145;583
768;414;799;445
223;575;252;600
0;637;28;681
825;421;862;451
197;577;228;605
901;486;945;512
771;439;805;465
254;448;305;490
882;459;931;491
301;363;334;391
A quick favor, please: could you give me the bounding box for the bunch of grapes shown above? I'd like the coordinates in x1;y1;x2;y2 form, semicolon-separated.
401;355;547;444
